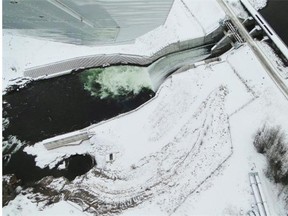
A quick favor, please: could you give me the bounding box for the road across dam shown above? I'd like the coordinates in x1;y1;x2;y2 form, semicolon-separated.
217;0;288;100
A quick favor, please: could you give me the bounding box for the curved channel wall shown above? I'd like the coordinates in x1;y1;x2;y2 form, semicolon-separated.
24;26;224;89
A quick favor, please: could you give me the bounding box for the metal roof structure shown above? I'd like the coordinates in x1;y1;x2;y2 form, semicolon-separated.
42;130;91;150
3;0;174;45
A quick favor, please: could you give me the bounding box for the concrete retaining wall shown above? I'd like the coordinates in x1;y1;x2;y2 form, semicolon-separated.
24;26;224;79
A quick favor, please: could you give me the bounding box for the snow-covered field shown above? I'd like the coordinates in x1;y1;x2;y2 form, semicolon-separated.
225;0;267;19
6;44;286;215
3;0;288;215
257;41;288;81
173;45;288;216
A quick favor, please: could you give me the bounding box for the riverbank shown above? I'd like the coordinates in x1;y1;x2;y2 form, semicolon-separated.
260;0;288;47
2;0;225;210
6;44;288;215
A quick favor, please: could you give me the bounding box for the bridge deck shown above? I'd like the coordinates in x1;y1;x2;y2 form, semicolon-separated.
240;0;288;61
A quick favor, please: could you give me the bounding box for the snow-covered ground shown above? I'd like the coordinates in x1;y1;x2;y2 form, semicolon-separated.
172;45;288;216
225;0;267;19
8;44;287;215
3;0;288;215
248;0;267;10
3;194;93;216
257;41;288;81
2;0;225;91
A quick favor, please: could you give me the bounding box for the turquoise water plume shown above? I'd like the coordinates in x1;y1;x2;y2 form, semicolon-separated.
80;66;153;100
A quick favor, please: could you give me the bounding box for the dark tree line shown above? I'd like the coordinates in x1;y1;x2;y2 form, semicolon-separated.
254;125;288;184
253;125;288;206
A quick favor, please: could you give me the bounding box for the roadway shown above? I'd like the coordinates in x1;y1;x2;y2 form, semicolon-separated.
217;0;288;100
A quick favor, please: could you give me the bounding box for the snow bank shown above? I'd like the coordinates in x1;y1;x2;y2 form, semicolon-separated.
248;0;267;10
2;193;93;216
257;41;288;80
173;45;288;216
226;0;249;19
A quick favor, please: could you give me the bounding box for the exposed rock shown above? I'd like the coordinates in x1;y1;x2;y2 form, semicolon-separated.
2;174;22;206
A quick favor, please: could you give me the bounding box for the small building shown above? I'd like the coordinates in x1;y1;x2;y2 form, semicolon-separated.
106;153;115;163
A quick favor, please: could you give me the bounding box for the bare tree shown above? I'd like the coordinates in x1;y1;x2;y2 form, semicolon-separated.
253;125;282;154
253;125;288;185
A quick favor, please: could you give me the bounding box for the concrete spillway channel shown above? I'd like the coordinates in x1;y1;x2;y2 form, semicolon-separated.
23;26;227;91
148;43;213;90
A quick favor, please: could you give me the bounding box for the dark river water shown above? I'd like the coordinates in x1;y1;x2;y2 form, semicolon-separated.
3;151;95;184
3;67;153;145
260;0;288;46
2;66;154;185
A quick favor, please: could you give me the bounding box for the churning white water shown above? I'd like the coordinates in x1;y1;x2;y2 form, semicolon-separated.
80;66;153;99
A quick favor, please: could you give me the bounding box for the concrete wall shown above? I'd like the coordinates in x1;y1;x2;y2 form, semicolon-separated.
43;131;90;150
151;26;224;60
24;25;224;81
